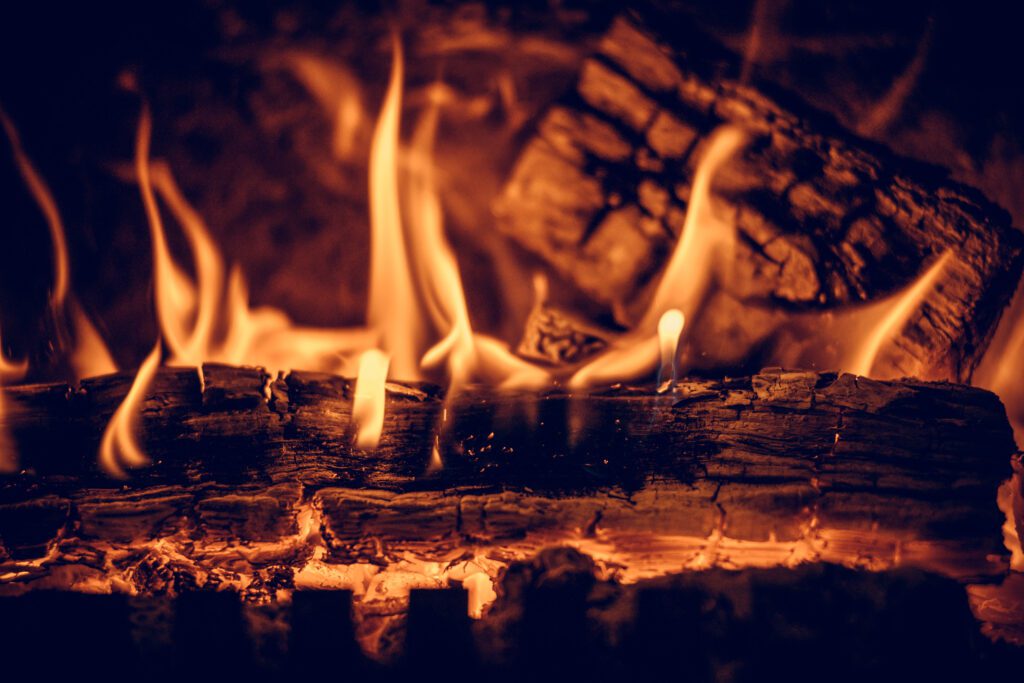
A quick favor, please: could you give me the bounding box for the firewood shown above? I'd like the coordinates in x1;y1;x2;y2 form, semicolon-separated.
0;364;1015;587
494;13;1024;382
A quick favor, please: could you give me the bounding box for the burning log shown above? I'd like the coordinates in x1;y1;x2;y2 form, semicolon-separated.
0;365;1015;584
494;13;1024;382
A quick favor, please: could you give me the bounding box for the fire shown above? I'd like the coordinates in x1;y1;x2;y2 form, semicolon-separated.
1;106;116;380
842;250;952;378
0;33;991;485
352;349;390;450
657;309;685;390
98;341;161;479
570;127;748;389
366;36;426;382
774;251;953;379
0;329;28;473
272;51;367;161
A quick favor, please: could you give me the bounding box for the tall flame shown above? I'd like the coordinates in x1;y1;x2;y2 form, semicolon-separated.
367;36;424;382
1;106;116;379
98;340;161;479
570;127;747;388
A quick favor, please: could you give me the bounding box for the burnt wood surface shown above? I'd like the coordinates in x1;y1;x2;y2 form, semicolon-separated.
0;363;1016;587
2;560;1021;680
494;13;1024;382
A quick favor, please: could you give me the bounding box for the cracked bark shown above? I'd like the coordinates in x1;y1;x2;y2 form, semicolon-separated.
0;364;1016;585
494;13;1024;381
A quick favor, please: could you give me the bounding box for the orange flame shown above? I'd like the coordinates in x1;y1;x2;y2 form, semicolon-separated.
842;251;951;377
275;51;367;161
0;106;69;306
98;340;161;479
367;36;424;382
1;106;117;379
0;328;28;473
352;349;390;450
570;127;747;388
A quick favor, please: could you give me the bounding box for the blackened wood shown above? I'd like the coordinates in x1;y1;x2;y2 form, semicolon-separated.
481;548;1017;680
405;588;477;674
0;363;1016;593
494;13;1024;382
173;591;252;678
0;591;136;680
289;590;366;677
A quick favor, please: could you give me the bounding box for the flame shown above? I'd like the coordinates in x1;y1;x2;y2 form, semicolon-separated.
0;106;69;305
98;340;161;479
1;106;116;379
656;309;685;390
0;327;28;473
842;251;951;377
352;349;390;450
0;330;28;383
367;36;424;382
274;51;367;161
135;106;216;366
998;474;1024;572
570;127;747;388
463;571;496;619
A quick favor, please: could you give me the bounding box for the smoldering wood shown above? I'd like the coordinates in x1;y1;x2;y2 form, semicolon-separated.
0;363;1016;587
494;13;1024;382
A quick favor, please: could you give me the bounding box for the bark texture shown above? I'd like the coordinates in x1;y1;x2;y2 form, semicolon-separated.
494;13;1024;382
0;364;1015;584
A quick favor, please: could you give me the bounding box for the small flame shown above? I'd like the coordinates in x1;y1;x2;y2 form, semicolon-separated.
276;51;367;161
352;349;390;450
998;474;1024;572
0;327;27;473
570;126;747;388
98;341;161;479
0;330;29;383
842;251;951;377
656;309;685;390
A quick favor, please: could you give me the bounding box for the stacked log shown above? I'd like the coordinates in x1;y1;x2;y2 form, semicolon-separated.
494;13;1024;381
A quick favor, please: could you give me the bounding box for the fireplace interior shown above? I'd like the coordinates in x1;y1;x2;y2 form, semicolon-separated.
1;0;1023;679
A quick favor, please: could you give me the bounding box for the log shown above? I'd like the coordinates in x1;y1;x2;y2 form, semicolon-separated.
494;13;1024;382
0;364;1015;585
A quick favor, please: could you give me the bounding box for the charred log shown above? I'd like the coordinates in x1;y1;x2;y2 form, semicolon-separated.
494;13;1024;381
0;364;1015;584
